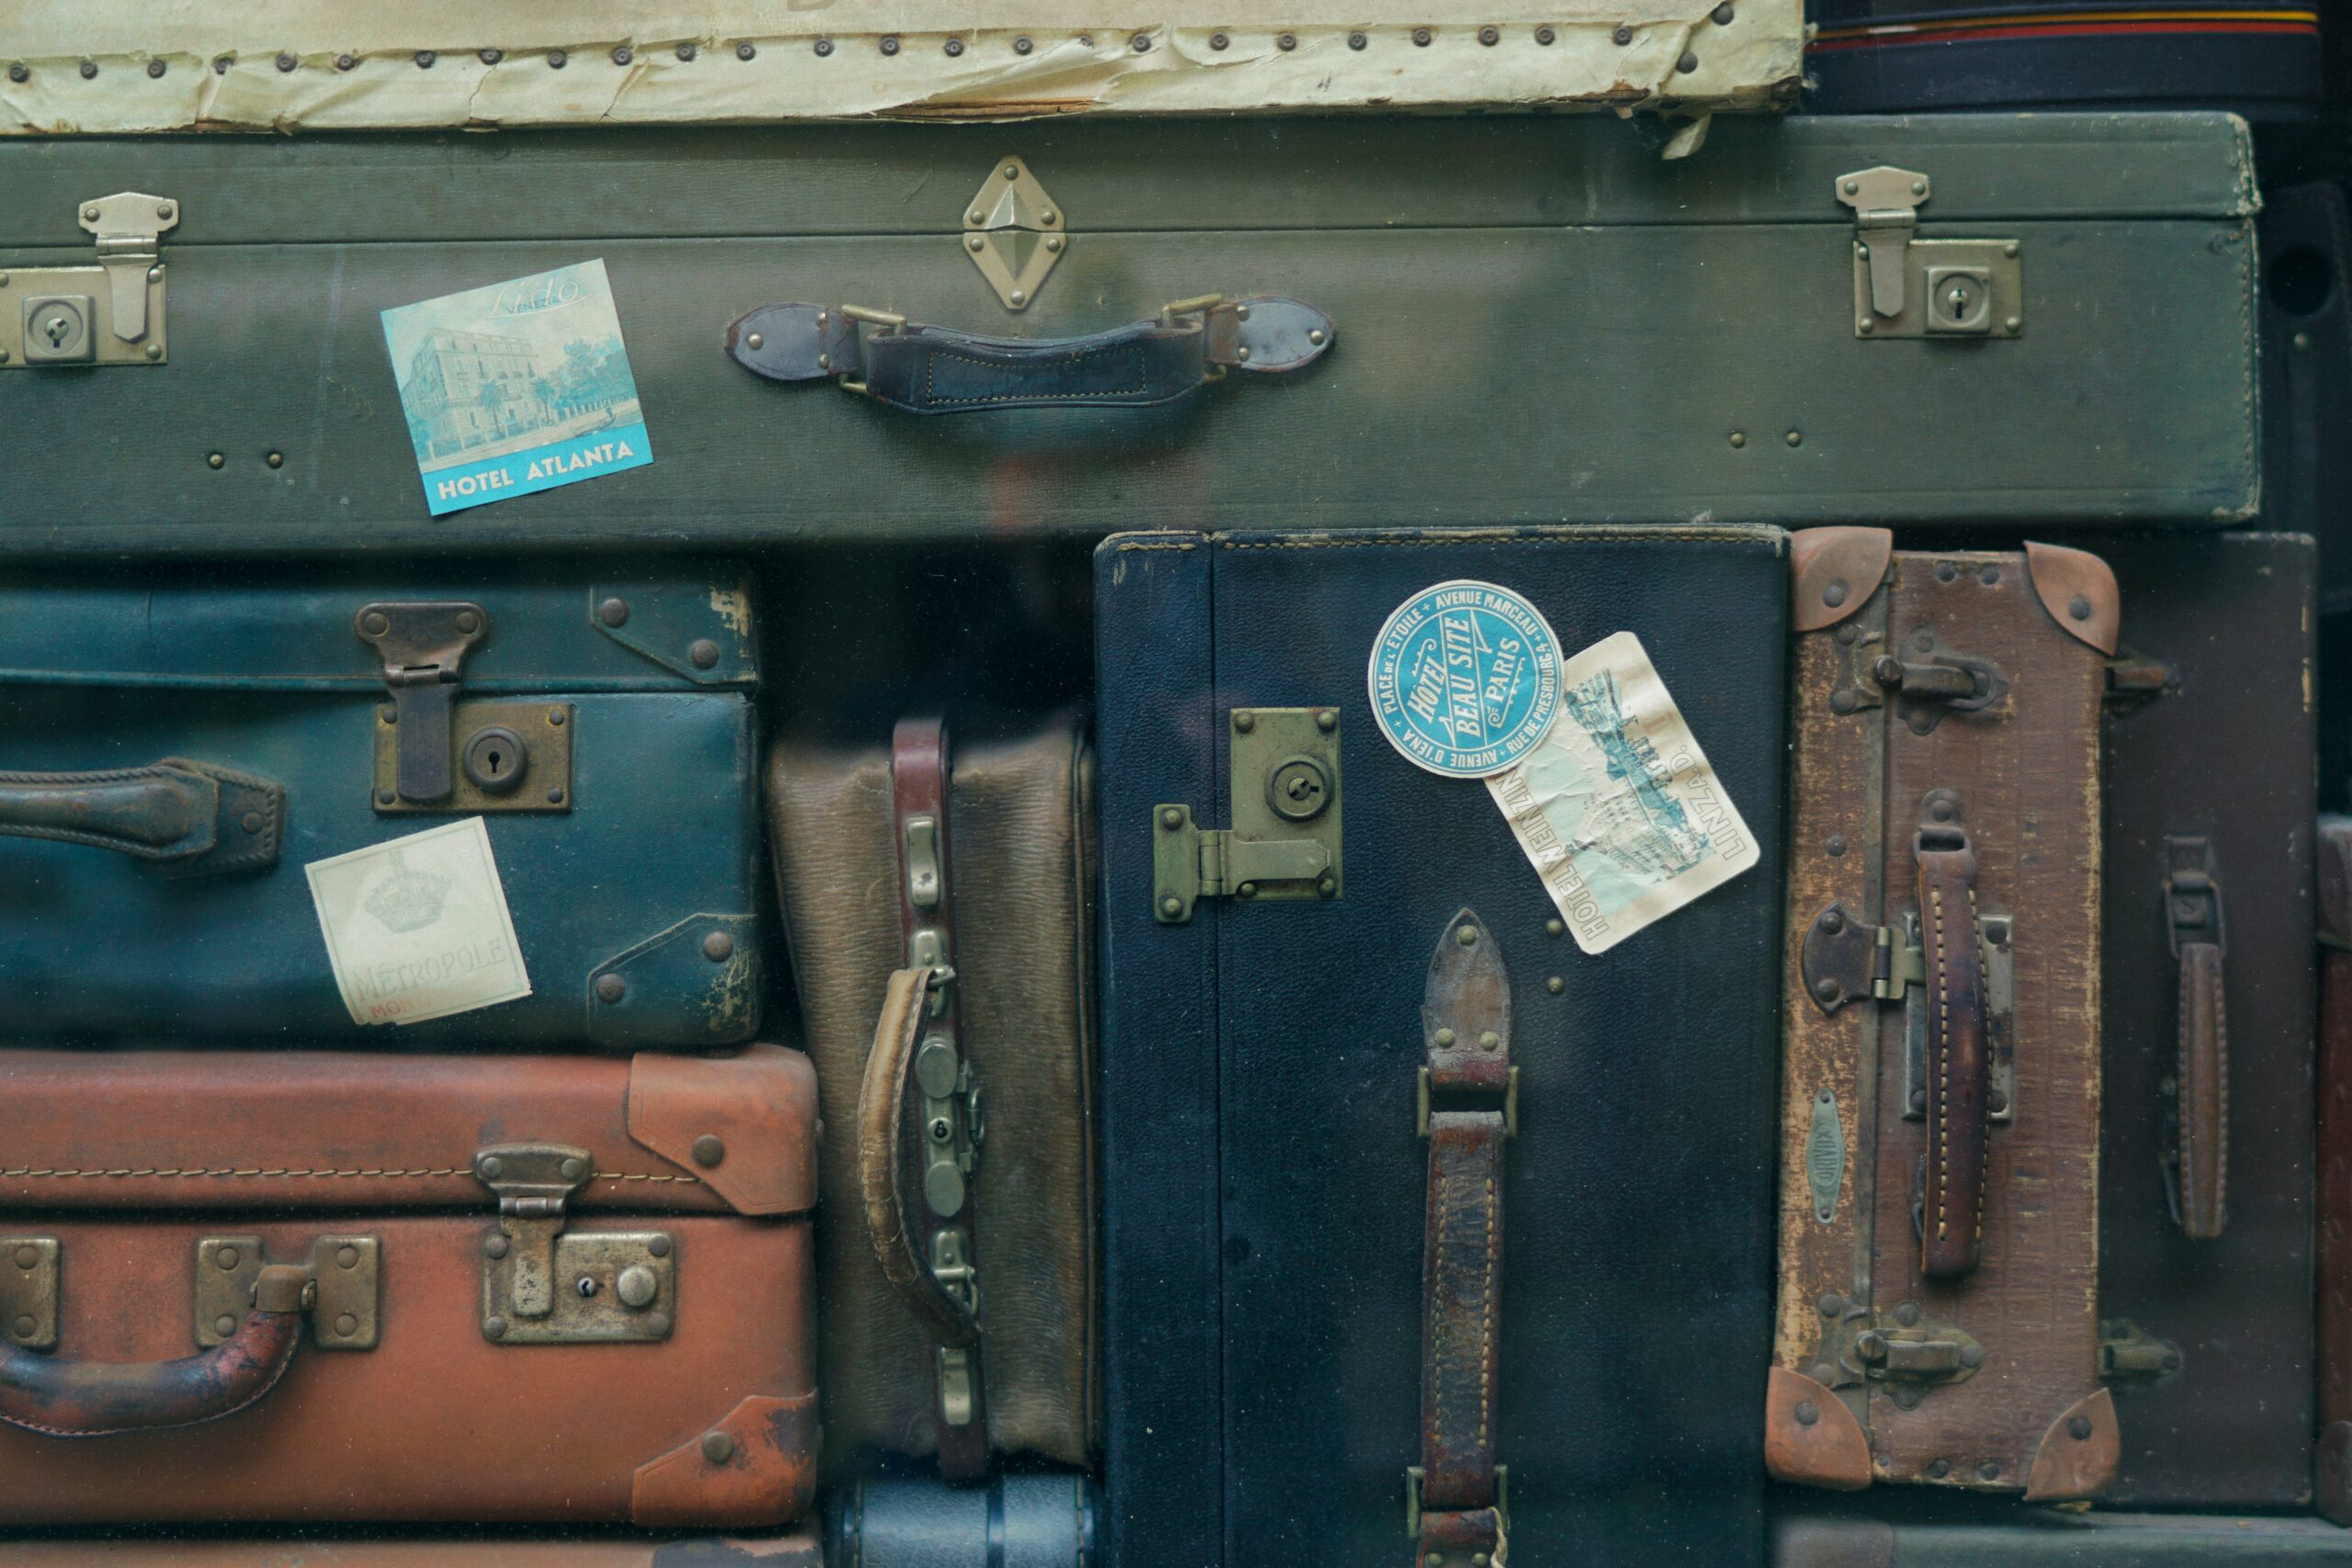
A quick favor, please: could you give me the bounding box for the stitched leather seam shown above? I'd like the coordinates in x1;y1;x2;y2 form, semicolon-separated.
1931;881;1950;1243
0;1167;699;1183
4;1322;301;1439
1967;886;1984;1244
1433;1166;1453;1448
1478;1172;1495;1450
921;345;1151;407
2214;951;2230;1217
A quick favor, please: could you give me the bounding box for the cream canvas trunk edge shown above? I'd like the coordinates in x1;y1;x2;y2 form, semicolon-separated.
0;2;1799;132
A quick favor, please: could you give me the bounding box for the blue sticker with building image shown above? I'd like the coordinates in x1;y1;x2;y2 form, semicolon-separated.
381;260;650;516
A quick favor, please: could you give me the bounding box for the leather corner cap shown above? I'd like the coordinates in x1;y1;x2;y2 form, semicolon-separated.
651;1534;822;1567
1791;527;1891;632
2023;1387;2119;1502
1765;1366;1872;1491
628;1046;819;1216
2024;541;2120;656
1770;1516;1894;1568
2317;818;2352;945
633;1391;820;1530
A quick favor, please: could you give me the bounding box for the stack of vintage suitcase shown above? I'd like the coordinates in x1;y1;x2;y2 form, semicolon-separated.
0;1;2347;1563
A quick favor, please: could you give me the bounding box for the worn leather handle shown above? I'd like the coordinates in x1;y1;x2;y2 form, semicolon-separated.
726;295;1333;414
0;1265;306;1438
1916;829;1988;1280
0;758;283;874
2175;942;2229;1238
858;966;979;1348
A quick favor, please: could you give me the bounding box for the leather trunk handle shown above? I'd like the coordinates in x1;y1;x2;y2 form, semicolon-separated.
2166;835;2229;1238
0;1264;307;1438
0;758;283;874
726;295;1334;414
858;966;979;1348
1916;829;1988;1280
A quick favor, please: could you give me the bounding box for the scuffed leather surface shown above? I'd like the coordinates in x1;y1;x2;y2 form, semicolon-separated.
1096;526;1788;1567
765;724;1095;1470
628;1045;820;1217
632;1392;820;1529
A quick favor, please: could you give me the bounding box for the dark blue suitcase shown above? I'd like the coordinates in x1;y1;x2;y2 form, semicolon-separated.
0;563;761;1049
1095;525;1790;1567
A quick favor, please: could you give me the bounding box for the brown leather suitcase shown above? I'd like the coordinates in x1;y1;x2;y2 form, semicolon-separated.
767;717;1095;1477
0;1046;819;1527
1769;527;2120;1499
0;1537;818;1566
2094;533;2318;1507
2316;817;2352;1520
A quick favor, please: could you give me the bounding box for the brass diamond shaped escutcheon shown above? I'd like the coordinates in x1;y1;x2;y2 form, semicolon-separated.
964;155;1066;312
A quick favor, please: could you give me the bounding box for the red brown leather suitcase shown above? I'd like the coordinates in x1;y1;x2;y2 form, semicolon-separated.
1770;527;2120;1499
2316;818;2352;1520
0;1046;818;1527
2093;533;2318;1507
0;1537;817;1566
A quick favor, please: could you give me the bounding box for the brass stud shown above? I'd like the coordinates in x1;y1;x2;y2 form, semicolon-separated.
11;1247;33;1269
1317;876;1337;897
480;1156;504;1179
1046;235;1064;253
1535;27;1555;43
208;452;225;468
1612;24;1634;44
1434;1028;1456;1048
1014;37;1034;53
595;973;627;1004
1911;180;1928;197
1278;33;1298;51
145;344;163;360
701;1431;736;1463
2068;595;2092;622
1456;924;1477;946
213;1314;236;1337
646;1310;673;1336
1315;708;1338;730
1476;1031;1499;1052
747;330;766;347
2068;1416;2094;1440
337;1246;359;1269
1307;328;1326;344
692;1134;726;1168
455;610;481;634
546;787;565;805
1794;1401;1819;1426
485;1235;510;1258
945;38;965;55
1010;289;1027;306
415;51;436;68
1479;26;1498;44
1544;918;1565;937
1232;711;1255;733
548;706;567;727
1926;1460;1950;1480
548;50;568;68
560;1157;585;1181
1161;897;1183;918
649;1235;672;1258
967;235;985;252
814;39;832;56
1785;430;1803;447
335;1313;358;1336
483;1314;508;1339
266;450;284;468
216;1247;242;1270
2004;316;2022;333
878;36;899;55
1546;976;1565;995
703;931;736;963
1236;346;1250;361
1728;432;1746;448
1236;882;1258;899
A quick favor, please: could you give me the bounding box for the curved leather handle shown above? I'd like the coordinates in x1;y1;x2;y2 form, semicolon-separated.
859;966;978;1347
0;1265;306;1438
2174;942;2229;1238
1916;829;1988;1280
0;758;282;875
726;295;1333;414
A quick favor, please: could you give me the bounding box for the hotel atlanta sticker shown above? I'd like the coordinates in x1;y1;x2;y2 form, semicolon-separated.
1367;581;1563;777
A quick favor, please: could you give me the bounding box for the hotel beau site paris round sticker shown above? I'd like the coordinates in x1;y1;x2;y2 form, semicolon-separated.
1368;580;1563;777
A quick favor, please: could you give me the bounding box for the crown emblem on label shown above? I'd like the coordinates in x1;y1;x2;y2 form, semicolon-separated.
363;849;451;934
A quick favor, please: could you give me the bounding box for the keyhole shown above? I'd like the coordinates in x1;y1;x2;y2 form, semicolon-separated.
1286;775;1318;802
41;314;69;347
1944;282;1970;320
484;747;505;776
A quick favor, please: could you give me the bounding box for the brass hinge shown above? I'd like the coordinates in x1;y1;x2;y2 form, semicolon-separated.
1153;707;1342;923
1838;166;2021;340
0;1238;59;1349
475;1144;674;1346
2098;1318;2186;1386
0;192;177;368
197;1235;380;1351
963;155;1067;312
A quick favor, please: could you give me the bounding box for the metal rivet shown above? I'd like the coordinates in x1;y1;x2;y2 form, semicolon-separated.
208;452;225;469
1161;897;1183;918
966;234;986;254
1826;835;1848;856
617;1264;659;1309
1236;346;1250;361
337;1247;361;1273
1160;807;1185;829
1004;164;1020;179
1842;178;1860;196
1278;32;1298;50
547;49;568;68
811;39;832;57
1728;432;1746;448
1314;708;1338;730
1010;289;1026;306
560;1157;585;1181
145;343;163;361
1546;976;1564;995
595;973;627;1004
216;1247;242;1270
1980;565;2001;585
11;1248;34;1270
212;1315;236;1337
880;36;899;55
1829;690;1857;716
2069;1416;2094;1440
1814;979;1838;1002
377;790;397;806
1308;328;1326;344
6;64;24;83
1476;1031;1499;1052
817;353;831;370
688;637;720;669
1820;908;1845;933
1434;1028;1457;1048
649;1235;672;1258
1046;235;1064;254
1479;27;1499;44
692;1134;726;1168
645;1310;673;1336
455;610;481;634
485;1235;510;1258
214;55;232;73
266;450;284;468
1960;1342;1986;1368
1457;924;1478;947
1235;304;1250;320
1545;918;1565;938
611;45;632;65
1914;629;1935;652
415;51;436;68
1977;1461;1999;1481
1713;1;1736;18
1414;28;1433;45
1894;1302;1920;1325
1930;799;1953;822
1858;317;1875;335
334;53;356;71
334;1313;358;1336
1936;560;1956;582
1822;581;1849;608
701;1431;736;1463
2069;595;2092;621
2003;316;2021;333
597;596;629;627
1910;1088;1928;1111
79;60;98;79
945;39;964;56
1015;37;1034;53
676;42;697;61
1232;711;1255;732
1236;882;1258;898
483;1315;508;1340
1927;1460;1950;1480
1817;1292;1843;1316
1612;24;1634;44
1794;1401;1819;1427
738;41;758;60
479;1156;503;1179
1536;27;1555;43
1785;430;1803;447
546;787;564;805
481;48;504;64
1131;33;1152;51
1349;31;1368;48
148;59;168;78
1911;180;1928;197
703;931;735;963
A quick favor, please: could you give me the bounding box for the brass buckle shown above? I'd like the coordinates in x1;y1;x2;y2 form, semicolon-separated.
1406;1463;1510;1538
1416;1066;1519;1140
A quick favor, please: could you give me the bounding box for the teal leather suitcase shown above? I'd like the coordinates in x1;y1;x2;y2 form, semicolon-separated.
0;563;762;1048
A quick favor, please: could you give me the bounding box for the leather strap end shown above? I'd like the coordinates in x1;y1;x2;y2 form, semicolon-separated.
2176;941;2229;1239
1916;834;1988;1281
1416;1506;1504;1568
1205;296;1333;372
727;303;863;382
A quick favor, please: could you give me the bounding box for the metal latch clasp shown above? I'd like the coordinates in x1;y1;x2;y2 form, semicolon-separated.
2098;1318;2186;1386
356;602;488;805
1838;166;2021;340
2;192;177;368
475;1144;674;1346
1153;706;1343;923
963;155;1068;312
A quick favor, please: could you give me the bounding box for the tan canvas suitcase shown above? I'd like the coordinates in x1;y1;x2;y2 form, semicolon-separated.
1768;526;2120;1498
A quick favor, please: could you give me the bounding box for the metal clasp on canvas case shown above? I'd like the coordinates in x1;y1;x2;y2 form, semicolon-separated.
1153;707;1343;923
963;155;1067;312
1838;167;2021;340
0;193;176;368
357;603;573;815
474;1144;675;1346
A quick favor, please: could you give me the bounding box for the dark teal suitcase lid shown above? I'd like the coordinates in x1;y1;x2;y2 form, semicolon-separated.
0;566;758;691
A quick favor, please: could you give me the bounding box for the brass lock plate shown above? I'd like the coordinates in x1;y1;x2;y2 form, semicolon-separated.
1;193;178;368
374;700;573;814
1154;707;1343;922
484;1229;676;1345
197;1235;380;1350
0;1238;59;1350
1854;238;2021;340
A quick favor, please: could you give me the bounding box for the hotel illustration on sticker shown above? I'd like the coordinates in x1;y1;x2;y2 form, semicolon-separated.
381;260;651;516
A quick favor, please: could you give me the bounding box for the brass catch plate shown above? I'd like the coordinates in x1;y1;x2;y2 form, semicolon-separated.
197;1235;379;1350
374;700;573;814
0;265;169;367
1854;238;2022;340
484;1229;675;1346
1154;707;1343;922
0;1238;59;1350
964;154;1066;312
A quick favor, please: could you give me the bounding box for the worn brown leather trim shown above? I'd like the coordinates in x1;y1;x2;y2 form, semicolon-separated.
2176;942;2229;1239
2024;542;2120;656
627;1046;819;1217
1770;1517;1897;1568
0;1291;300;1438
2022;1387;2120;1501
858;968;977;1348
1764;1367;1872;1491
1916;835;1987;1280
631;1392;820;1529
0;1538;821;1565
2318;1419;2352;1526
1792;527;1893;632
